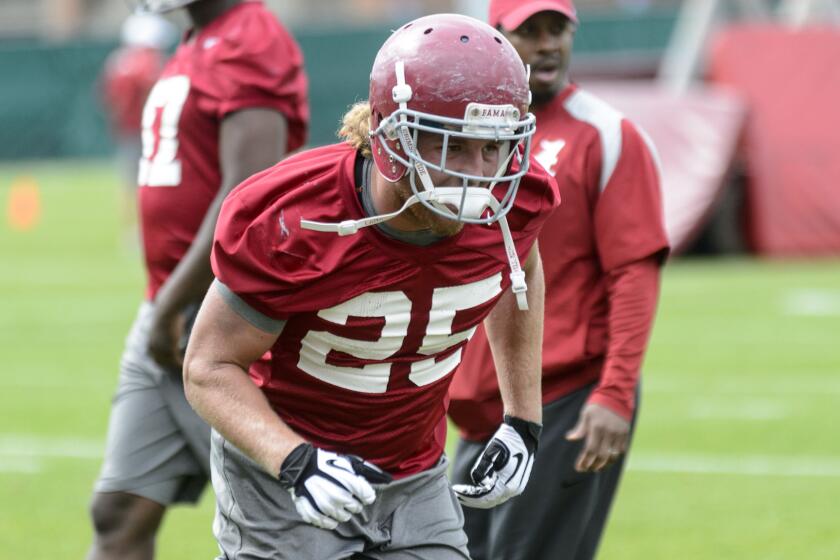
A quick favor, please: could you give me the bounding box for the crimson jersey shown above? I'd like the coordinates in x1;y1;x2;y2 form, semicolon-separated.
212;142;559;477
139;1;309;300
101;46;164;137
450;84;669;441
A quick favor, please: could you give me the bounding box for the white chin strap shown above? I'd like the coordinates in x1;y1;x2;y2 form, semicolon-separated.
300;190;529;311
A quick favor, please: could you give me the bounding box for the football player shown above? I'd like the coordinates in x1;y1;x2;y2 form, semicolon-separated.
449;1;670;559
87;1;308;559
183;13;559;559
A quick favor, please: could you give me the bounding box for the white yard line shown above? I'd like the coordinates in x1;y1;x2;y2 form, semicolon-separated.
1;434;839;478
0;457;42;474
629;453;840;478
686;399;790;420
644;377;840;396
0;435;103;459
782;290;840;316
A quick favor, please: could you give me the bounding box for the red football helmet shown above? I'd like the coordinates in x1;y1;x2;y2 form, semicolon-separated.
369;13;535;225
303;14;536;310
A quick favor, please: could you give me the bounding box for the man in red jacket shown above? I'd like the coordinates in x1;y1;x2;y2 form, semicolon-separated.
449;1;670;558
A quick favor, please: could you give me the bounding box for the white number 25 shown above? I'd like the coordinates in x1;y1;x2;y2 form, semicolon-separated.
297;273;503;393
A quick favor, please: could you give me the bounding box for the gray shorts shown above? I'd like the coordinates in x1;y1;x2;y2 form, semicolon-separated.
211;430;470;560
94;302;210;505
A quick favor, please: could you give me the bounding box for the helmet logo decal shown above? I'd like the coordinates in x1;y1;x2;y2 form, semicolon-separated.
463;103;520;135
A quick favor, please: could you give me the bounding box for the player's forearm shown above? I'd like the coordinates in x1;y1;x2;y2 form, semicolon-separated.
484;245;544;424
592;256;662;418
183;356;304;477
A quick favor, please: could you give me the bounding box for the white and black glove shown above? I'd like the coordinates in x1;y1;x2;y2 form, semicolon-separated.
452;415;541;509
278;443;392;529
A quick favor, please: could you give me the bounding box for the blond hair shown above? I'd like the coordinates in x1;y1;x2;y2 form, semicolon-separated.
338;101;372;158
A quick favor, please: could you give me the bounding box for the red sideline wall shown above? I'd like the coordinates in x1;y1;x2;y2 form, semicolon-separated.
708;25;840;256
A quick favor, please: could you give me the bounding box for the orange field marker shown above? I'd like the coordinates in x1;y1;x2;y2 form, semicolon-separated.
7;176;42;231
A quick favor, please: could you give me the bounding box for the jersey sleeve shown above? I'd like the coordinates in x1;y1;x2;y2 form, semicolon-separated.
593;120;670;271
213;278;286;334
211;147;357;319
211;14;308;126
211;170;307;321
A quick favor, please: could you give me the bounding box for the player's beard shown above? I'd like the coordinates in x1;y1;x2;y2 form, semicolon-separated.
394;180;464;237
412;205;464;237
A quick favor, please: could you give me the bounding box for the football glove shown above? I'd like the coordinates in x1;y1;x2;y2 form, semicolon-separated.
278;443;392;530
452;415;541;509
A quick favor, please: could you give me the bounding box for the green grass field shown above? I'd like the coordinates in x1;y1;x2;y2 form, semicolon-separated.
2;161;839;558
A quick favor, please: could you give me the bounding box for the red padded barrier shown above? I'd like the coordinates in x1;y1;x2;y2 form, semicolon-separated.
708;25;840;255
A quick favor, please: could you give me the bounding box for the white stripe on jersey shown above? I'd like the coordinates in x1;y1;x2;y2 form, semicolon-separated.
635;124;663;181
564;89;624;192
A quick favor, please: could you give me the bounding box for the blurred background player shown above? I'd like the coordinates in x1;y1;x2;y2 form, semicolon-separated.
182;13;557;558
87;1;309;559
99;10;176;246
449;0;670;559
